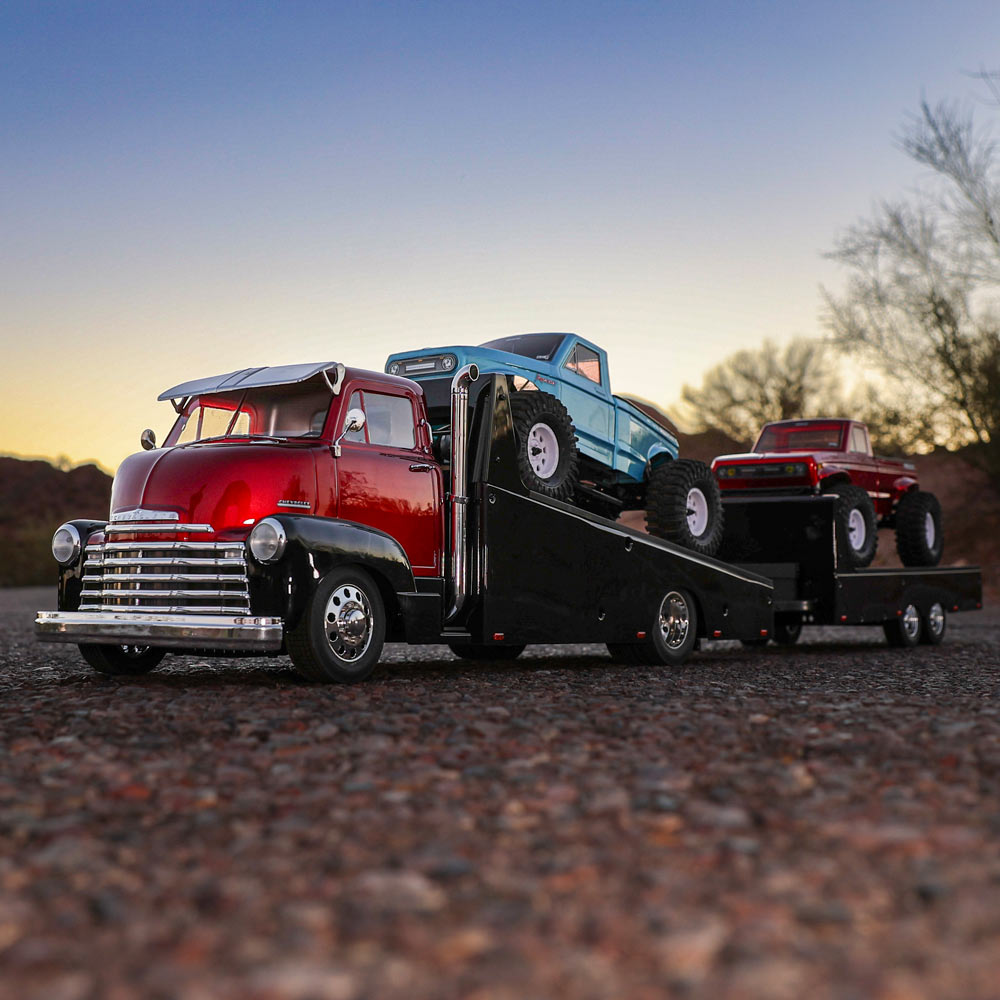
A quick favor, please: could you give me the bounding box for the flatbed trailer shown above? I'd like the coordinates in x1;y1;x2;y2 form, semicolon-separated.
717;496;982;646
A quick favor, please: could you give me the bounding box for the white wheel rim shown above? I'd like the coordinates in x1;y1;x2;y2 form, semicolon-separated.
686;488;709;537
324;584;373;663
902;603;920;640
528;422;560;480
848;508;867;550
928;602;945;637
658;591;690;650
924;511;936;548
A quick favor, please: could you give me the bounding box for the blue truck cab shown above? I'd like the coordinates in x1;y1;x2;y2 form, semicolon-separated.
386;332;677;488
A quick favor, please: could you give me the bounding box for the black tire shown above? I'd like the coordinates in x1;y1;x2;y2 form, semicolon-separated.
772;614;802;646
606;588;698;666
895;490;943;567
79;644;165;676
646;459;724;557
509;391;580;500
286;567;386;683
920;602;947;646
826;482;878;569
448;644;526;661
883;602;922;648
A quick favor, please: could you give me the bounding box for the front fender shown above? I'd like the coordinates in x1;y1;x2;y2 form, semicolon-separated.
247;515;416;633
58;520;108;611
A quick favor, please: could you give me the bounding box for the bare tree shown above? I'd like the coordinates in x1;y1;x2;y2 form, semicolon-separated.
677;338;838;446
824;94;1000;475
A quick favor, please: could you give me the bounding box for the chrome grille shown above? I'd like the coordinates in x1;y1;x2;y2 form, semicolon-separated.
80;537;249;614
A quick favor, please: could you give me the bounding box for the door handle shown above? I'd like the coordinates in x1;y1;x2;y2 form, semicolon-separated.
409;463;434;472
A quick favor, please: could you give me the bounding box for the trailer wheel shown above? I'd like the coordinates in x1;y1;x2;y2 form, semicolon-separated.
287;567;386;683
448;643;526;661
607;588;698;666
895;490;943;567
883;602;922;648
646;460;724;556
826;483;878;569
509;391;580;500
773;614;802;646
920;602;947;645
79;644;165;676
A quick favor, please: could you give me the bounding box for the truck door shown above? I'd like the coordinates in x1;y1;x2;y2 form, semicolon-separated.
558;341;614;466
335;386;443;576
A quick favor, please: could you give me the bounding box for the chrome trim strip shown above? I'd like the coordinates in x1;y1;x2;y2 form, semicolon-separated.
35;611;283;651
83;572;247;584
111;509;179;523
80;587;249;599
94;541;243;552
78;604;254;615
91;556;247;568
104;523;215;534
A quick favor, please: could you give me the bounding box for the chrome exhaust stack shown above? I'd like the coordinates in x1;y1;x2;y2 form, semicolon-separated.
446;363;480;620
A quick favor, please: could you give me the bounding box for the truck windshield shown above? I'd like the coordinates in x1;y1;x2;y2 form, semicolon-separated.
479;333;565;361
755;423;846;452
165;378;333;446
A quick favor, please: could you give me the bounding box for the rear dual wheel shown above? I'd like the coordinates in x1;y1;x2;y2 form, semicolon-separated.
607;588;698;666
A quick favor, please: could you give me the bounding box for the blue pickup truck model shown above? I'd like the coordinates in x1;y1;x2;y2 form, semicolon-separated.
386;332;724;554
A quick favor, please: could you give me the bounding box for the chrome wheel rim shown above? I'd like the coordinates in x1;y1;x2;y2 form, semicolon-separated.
528;422;560;480
658;591;690;650
927;602;945;637
924;511;936;548
848;508;867;550
324;584;373;663
686;487;709;537
120;645;150;658
902;603;920;641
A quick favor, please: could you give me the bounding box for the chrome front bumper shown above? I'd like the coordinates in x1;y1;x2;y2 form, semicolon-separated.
35;611;284;651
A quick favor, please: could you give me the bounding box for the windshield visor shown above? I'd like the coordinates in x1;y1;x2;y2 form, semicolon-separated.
165;377;333;445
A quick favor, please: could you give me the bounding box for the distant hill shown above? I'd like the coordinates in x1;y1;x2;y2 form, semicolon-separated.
0;457;112;586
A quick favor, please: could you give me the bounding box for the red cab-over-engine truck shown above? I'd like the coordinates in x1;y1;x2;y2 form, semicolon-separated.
35;363;982;681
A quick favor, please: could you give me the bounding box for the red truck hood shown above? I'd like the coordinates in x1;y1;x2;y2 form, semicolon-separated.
713;450;821;464
110;443;320;533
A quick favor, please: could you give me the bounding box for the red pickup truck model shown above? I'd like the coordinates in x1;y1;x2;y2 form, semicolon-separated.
711;418;943;569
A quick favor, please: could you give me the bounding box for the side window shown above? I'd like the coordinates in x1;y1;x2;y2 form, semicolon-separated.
849;426;868;453
564;343;602;384
361;392;416;449
342;391;368;443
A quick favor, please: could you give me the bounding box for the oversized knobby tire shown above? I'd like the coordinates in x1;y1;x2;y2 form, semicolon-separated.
286;566;386;683
920;602;947;645
606;588;698;666
883;602;922;648
826;482;878;569
645;459;724;556
79;644;165;676
509;391;580;500
895;490;943;567
448;644;526;661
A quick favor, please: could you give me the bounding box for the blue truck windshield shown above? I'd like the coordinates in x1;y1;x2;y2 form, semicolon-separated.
479;333;564;361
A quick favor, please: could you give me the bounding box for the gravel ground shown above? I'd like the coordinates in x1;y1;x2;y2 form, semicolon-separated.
2;587;1000;1000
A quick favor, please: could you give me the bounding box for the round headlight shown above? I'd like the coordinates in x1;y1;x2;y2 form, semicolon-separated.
249;518;287;563
52;523;81;565
388;362;400;375
441;355;456;371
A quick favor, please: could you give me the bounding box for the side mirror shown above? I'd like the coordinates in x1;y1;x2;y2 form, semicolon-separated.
332;408;366;457
140;429;157;451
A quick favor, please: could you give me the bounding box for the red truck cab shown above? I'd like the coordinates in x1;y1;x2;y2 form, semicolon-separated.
712;418;942;569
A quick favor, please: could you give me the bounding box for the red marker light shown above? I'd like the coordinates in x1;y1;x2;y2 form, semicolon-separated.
713;630;722;638
636;631;647;639
760;629;769;637
840;615;848;623
493;633;504;641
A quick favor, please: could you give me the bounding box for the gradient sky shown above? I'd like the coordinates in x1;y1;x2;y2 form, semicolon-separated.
2;1;998;470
